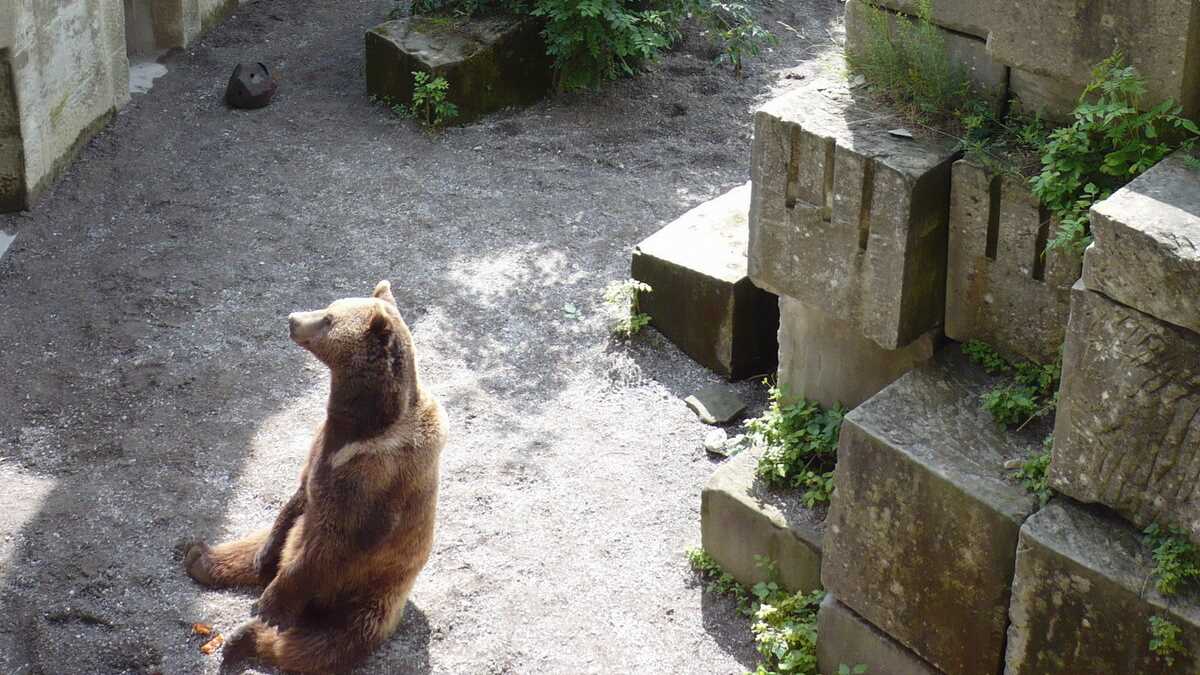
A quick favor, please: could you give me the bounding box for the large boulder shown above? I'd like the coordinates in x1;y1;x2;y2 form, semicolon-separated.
1005;500;1200;674
632;183;779;380
946;158;1081;364
822;345;1040;675
748;76;959;350
365;16;552;124
1049;282;1200;543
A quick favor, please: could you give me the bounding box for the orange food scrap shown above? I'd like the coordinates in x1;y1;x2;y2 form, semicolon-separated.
192;623;212;636
199;634;225;655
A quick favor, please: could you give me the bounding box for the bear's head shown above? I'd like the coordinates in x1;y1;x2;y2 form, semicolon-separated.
287;280;416;386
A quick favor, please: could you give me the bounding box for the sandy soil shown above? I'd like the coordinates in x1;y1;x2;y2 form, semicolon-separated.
0;0;844;671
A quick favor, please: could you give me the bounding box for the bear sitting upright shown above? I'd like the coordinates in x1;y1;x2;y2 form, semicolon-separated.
183;280;447;673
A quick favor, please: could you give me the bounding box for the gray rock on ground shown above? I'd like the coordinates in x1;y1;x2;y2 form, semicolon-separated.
1005;499;1200;674
1050;282;1200;543
946;158;1081;364
631;182;779;380
822;345;1040;675
776;296;939;410
685;384;747;425
1085;148;1200;336
816;594;940;675
748;75;959;350
701;447;824;592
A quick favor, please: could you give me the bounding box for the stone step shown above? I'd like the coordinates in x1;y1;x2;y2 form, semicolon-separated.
748;75;959;350
1050;281;1200;545
1004;499;1200;674
364;16;552;124
822;344;1041;675
816;594;941;675
777;296;940;410
700;446;823;593
631;183;779;380
946;158;1081;364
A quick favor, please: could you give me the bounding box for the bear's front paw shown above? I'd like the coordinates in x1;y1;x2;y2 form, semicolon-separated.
183;541;215;586
253;586;301;631
220;620;260;667
251;541;280;583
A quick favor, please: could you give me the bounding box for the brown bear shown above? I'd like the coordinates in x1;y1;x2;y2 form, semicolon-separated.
182;280;447;673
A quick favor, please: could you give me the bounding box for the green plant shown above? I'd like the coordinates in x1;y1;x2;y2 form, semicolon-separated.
699;1;778;77
845;0;970;124
1149;615;1187;666
965;341;1060;429
409;71;460;127
532;0;679;90
745;384;845;507
1144;524;1200;596
1032;52;1199;254
602;279;652;337
963;340;1011;375
687;548;751;608
1012;436;1053;506
981;384;1039;427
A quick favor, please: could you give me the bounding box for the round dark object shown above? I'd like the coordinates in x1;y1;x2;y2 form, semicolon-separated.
225;63;278;109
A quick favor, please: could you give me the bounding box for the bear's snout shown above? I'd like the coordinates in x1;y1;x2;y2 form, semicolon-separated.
288;310;328;345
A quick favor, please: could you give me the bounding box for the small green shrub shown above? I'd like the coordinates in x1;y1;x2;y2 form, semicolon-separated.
845;0;970;124
411;71;460;127
1012;436;1052;506
745;385;845;507
963;340;1011;375
1032;52;1199;254
965;341;1060;429
1144;524;1200;596
699;1;778;77
533;0;679;90
1149;616;1188;666
687;550;862;675
602;279;652;337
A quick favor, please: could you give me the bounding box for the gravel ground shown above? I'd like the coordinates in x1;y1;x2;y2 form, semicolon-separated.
0;0;843;672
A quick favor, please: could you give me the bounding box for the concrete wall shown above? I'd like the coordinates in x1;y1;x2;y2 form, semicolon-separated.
123;0;238;53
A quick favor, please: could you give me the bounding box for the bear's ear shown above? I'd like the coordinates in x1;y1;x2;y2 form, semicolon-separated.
369;306;393;337
373;280;396;306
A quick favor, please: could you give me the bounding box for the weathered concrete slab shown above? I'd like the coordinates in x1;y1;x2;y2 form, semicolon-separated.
1085;149;1200;335
685;384;746;425
777;296;939;410
844;0;1007;113
632;183;779;380
1008;68;1079;123
1049;283;1200;543
864;0;990;39
701;447;824;593
816;595;940;675
365;16;553;124
946;158;1081;364
1005;500;1200;674
822;345;1040;675
988;1;1200;119
748;77;959;350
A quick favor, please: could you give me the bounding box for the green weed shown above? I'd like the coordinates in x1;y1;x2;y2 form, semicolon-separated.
602;279;652;337
1149;616;1187;666
745;384;845;507
1144;524;1200;597
411;71;460;127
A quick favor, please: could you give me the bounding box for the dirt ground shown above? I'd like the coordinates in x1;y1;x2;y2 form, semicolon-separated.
0;0;843;672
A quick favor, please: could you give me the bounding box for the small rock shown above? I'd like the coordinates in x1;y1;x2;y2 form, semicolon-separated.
685;384;746;425
887;128;914;139
703;429;728;454
225;62;278;109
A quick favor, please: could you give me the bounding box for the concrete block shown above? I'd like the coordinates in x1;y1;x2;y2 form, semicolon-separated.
1008;68;1079;123
632;183;779;380
865;0;990;39
777;296;939;410
701;447;824;593
988;0;1200;119
946;158;1081;364
748;77;959;350
1085;149;1200;335
1049;283;1200;543
816;595;940;675
365;16;553;124
844;0;1008;114
1005;500;1200;674
822;345;1040;675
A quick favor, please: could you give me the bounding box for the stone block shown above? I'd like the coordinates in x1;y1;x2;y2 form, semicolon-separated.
1004;500;1200;674
946;158;1081;364
632;183;779;380
701;447;824;593
1085;149;1200;335
365;16;553;124
1008;68;1079;123
816;595;940;675
844;0;1007;114
822;345;1040;675
748;77;959;350
987;0;1200;119
777;296;939;410
865;0;990;39
1049;283;1200;543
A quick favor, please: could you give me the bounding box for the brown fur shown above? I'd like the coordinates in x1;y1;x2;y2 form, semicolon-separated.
183;280;447;673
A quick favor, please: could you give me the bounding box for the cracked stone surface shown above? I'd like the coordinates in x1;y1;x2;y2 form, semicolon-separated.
0;0;848;671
